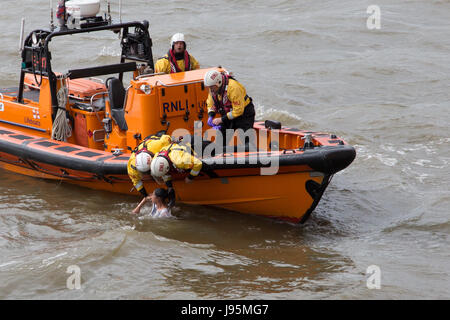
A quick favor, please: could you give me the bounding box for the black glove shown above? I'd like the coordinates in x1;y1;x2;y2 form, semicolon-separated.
167;187;176;208
139;187;148;197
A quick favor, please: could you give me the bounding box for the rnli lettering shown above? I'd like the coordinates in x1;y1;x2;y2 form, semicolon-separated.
197;101;207;108
162;100;189;113
24;117;41;126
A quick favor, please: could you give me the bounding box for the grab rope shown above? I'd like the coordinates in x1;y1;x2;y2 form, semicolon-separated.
51;76;72;141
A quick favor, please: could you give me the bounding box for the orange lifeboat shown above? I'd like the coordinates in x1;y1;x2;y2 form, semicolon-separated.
0;17;355;223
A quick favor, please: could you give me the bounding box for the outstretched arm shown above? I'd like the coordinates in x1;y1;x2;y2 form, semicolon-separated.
132;196;148;214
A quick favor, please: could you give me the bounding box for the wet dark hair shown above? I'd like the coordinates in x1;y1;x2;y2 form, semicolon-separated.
153;188;168;200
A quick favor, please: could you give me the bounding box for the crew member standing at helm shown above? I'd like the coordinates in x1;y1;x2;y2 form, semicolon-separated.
56;0;67;29
128;134;172;214
154;33;200;74
204;70;256;146
150;142;203;207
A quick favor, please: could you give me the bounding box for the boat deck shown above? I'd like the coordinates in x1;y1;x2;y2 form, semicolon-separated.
0;87;105;111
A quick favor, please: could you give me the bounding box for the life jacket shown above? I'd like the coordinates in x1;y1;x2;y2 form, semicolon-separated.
176;136;197;157
167;49;191;73
56;2;65;19
133;135;163;157
156;149;175;173
156;143;191;174
211;72;233;116
129;139;152;171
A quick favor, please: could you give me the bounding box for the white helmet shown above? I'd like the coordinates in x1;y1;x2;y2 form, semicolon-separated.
135;152;152;172
171;33;185;47
204;70;222;87
150;156;170;178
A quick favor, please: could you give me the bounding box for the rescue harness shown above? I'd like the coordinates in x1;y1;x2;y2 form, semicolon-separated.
211;73;252;116
211;72;232;116
130;136;160;170
167;49;191;73
156;142;196;174
156;143;180;173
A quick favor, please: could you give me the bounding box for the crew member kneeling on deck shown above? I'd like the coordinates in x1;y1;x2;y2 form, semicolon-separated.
204;70;255;147
150;143;203;207
128;135;172;214
154;33;200;74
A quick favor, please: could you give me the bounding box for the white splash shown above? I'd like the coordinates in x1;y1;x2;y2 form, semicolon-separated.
0;260;21;268
42;252;68;266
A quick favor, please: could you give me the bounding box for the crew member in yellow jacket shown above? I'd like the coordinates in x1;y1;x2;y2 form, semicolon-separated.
154;33;200;74
128;134;172;214
150;142;203;206
203;69;256;147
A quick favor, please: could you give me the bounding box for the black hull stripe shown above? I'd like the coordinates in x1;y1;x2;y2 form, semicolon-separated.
0;133;355;176
202;145;356;175
0;138;127;175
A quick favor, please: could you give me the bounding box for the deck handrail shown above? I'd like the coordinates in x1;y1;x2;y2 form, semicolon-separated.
154;79;204;88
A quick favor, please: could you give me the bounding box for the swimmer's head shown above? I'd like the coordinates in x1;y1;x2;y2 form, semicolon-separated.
152;188;168;203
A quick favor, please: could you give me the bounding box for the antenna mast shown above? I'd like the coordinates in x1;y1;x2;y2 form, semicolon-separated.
19;18;25;53
119;0;122;23
50;0;55;30
106;0;112;24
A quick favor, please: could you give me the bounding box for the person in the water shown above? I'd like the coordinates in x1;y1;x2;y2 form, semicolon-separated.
132;188;172;218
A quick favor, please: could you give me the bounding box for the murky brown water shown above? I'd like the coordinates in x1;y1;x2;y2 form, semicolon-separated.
1;0;449;299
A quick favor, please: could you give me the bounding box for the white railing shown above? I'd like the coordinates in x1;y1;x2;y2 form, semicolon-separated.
153;79;204;88
90;91;108;110
135;72;165;80
0;93;4;112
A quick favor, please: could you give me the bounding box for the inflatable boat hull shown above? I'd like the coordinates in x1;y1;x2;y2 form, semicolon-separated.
0;125;355;223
